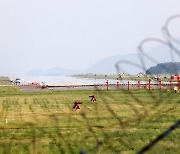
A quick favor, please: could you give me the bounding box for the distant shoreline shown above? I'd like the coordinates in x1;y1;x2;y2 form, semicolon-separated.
71;74;173;81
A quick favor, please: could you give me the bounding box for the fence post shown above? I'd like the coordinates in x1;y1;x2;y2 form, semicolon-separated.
116;81;119;90
128;81;130;91
170;80;172;90
138;81;140;90
148;79;151;90
159;80;162;90
106;80;108;91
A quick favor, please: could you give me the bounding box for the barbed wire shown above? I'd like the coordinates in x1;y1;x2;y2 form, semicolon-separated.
115;14;180;153
0;14;179;154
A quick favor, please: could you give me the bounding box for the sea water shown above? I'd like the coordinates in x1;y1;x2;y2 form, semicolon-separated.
14;75;118;85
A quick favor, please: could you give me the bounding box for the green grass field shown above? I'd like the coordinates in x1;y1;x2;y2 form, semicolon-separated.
0;86;179;154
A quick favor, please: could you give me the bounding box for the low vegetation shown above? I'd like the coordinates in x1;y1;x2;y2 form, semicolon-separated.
0;77;12;85
0;86;179;153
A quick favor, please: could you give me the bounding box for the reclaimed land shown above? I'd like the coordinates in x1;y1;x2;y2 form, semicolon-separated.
71;74;172;81
0;86;179;154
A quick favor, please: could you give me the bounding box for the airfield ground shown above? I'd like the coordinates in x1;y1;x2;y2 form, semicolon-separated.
0;85;179;153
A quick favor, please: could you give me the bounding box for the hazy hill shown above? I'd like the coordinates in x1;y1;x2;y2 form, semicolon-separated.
85;44;180;75
27;42;180;76
27;67;81;76
45;67;81;76
85;53;140;75
26;69;45;76
146;62;180;74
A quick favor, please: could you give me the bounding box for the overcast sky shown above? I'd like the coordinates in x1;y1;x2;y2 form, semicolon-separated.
0;0;180;76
